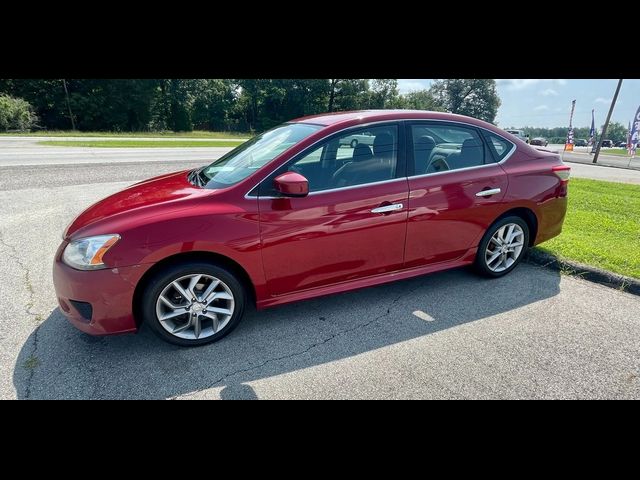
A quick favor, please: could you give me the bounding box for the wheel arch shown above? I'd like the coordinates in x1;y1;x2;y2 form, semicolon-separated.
132;251;257;327
492;207;538;246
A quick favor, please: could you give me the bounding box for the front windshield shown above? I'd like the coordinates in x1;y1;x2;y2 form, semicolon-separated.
199;123;322;189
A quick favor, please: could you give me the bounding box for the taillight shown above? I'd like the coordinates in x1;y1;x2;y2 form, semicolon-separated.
552;165;571;182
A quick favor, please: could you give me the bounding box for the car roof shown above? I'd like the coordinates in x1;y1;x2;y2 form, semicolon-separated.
289;109;504;132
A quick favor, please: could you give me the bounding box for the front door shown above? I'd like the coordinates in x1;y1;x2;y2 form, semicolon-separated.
257;123;409;296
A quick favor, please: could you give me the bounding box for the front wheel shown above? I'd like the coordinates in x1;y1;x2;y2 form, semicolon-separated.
141;262;246;346
475;216;529;278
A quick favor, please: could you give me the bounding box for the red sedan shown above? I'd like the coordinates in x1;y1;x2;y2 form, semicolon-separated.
53;110;570;346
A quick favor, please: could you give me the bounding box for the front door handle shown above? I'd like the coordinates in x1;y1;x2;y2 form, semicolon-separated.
476;188;501;197
371;203;404;214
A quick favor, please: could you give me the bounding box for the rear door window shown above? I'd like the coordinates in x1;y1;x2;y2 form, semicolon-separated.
409;123;488;175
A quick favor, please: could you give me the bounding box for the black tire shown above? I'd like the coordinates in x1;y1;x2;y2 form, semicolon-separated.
350;138;358;148
141;261;246;347
474;215;529;278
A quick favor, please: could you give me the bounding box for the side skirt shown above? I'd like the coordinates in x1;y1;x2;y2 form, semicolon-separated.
256;247;478;310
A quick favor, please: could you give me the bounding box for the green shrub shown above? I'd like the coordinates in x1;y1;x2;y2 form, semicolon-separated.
0;94;37;131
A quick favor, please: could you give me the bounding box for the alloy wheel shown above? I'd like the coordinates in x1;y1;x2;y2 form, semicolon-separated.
484;223;525;273
155;274;235;340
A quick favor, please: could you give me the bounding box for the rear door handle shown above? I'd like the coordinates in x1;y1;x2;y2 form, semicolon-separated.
371;203;404;214
476;188;501;197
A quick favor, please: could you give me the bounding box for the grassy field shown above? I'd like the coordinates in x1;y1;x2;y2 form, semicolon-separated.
602;148;635;157
38;140;245;148
536;178;640;279
1;130;250;139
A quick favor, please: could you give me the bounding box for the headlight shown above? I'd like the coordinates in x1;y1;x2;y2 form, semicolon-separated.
62;234;121;270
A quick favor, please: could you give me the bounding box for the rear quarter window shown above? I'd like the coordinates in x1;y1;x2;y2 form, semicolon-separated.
483;132;514;162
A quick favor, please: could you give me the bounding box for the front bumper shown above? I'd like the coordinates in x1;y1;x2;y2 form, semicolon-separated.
52;253;151;336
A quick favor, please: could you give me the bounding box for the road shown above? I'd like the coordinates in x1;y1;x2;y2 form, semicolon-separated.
0;136;231;190
1;141;639;399
551;143;640;170
563;162;640;184
542;143;640;184
2;137;640;188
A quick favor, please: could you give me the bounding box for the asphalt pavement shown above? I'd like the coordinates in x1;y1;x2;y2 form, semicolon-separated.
547;143;640;184
2;137;640;187
1;138;640;399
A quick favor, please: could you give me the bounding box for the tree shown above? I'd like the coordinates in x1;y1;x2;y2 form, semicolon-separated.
601;121;627;143
397;89;442;111
3;78;474;133
190;79;236;130
0;94;37;131
235;79;271;131
0;79;72;129
0;79;159;131
430;79;501;123
331;79;370;111
369;79;399;109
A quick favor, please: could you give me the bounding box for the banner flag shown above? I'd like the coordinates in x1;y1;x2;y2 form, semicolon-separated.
588;109;596;146
565;100;576;152
630;106;640;157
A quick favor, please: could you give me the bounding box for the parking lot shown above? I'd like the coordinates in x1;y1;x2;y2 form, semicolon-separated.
1;138;639;399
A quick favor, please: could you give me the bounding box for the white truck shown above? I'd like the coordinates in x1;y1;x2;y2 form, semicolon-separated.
505;129;530;144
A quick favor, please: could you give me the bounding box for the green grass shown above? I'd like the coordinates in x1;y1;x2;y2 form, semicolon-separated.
1;130;250;139
601;148;634;156
38;140;245;148
536;178;640;279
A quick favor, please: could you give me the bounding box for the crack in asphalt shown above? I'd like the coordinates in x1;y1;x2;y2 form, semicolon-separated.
0;230;43;399
171;283;424;400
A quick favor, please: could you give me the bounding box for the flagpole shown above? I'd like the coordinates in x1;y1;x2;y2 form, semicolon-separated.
593;79;623;164
627;121;633;167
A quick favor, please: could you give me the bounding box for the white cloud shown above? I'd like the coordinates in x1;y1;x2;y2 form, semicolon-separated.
594;97;611;104
534;105;550;111
497;79;567;90
540;88;558;96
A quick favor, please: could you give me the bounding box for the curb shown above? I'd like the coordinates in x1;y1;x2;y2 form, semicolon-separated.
525;249;640;297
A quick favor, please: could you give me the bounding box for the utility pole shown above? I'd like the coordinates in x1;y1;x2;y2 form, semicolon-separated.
62;79;76;131
593;79;623;164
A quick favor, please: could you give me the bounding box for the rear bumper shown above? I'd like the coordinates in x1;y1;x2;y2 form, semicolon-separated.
52;254;151;335
534;196;568;245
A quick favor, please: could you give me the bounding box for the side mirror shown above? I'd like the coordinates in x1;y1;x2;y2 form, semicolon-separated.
273;171;309;197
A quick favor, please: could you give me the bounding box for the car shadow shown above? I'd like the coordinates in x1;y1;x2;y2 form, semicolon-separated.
13;263;560;399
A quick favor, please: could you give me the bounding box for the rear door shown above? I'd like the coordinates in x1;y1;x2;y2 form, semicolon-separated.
404;121;511;268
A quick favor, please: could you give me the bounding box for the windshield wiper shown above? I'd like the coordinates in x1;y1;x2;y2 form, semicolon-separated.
197;167;208;187
188;168;203;187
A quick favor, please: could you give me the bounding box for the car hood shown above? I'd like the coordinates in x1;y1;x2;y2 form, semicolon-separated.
64;169;208;239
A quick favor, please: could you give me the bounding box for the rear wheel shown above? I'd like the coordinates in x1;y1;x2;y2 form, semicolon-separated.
141;262;246;346
475;216;529;278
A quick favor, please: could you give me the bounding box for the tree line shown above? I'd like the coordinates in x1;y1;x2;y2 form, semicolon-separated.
519;122;630;144
0;79;501;133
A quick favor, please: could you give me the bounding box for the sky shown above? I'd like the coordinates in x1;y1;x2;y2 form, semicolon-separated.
397;79;640;129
